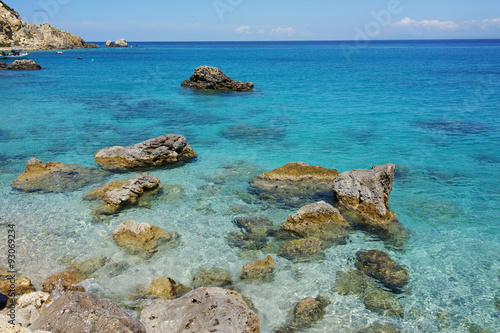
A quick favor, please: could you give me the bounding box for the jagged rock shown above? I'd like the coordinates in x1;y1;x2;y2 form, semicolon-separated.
0;60;41;70
334;269;403;317
240;255;275;283
333;164;397;223
10;158;109;193
42;270;85;293
283;201;350;245
31;291;146;332
144;276;190;300
105;39;127;47
276;295;331;332
94;134;196;171
15;291;50;328
278;237;325;262
69;257;109;277
0;2;88;50
355;250;409;293
140;287;259;333
83;173;162;217
192;268;233;289
181;66;254;91
112;220;178;254
0;277;35;297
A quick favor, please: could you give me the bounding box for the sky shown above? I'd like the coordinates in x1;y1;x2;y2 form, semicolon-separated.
9;0;500;41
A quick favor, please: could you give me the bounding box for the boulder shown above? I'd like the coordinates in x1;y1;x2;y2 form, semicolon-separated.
240;255;275;283
30;291;146;332
0;60;42;70
83;173;162;217
42;270;85;293
192;268;233;289
144;277;190;300
105;40;113;47
276;295;331;332
140;287;259;333
181;66;254;91
112;220;178;254
283;201;350;245
278;237;325;262
114;39;128;47
355;250;409;293
84;43;99;48
10;158;109;193
332;164;397;223
0;277;35;297
15;291;51;328
94;134;196;171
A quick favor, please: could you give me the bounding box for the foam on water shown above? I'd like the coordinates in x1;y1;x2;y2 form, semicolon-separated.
1;40;499;332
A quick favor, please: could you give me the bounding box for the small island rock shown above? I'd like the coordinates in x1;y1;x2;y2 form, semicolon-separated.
0;60;42;70
112;220;178;254
105;39;128;47
94;134;196;171
181;66;254;91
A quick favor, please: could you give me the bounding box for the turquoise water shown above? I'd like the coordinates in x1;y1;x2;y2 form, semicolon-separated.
1;40;499;332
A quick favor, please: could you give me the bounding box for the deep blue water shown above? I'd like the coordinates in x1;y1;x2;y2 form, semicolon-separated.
1;40;499;332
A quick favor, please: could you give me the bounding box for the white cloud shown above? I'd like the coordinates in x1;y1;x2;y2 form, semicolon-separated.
465;17;500;29
235;25;252;35
395;17;459;31
270;27;298;37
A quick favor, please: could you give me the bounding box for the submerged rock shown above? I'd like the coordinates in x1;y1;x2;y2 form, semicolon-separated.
192;267;233;289
233;216;274;235
10;158;109;193
220;124;285;143
83;173;162;217
276;295;331;332
355;249;409;293
227;232;269;250
283;201;350;245
140;287;259;333
256;162;339;183
144;276;190;300
181;65;254;91
112;220;178;254
278;237;325;262
0;60;42;70
31;291;146;332
94;134;196;171
240;255;275;283
42;270;85;293
228;216;276;251
334;269;403;317
69;257;110;277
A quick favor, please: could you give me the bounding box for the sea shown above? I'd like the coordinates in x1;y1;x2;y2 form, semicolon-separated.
0;40;499;332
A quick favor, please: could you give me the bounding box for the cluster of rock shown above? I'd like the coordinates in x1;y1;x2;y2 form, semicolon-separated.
0;1;91;50
181;65;254;91
105;39;127;47
0;60;41;70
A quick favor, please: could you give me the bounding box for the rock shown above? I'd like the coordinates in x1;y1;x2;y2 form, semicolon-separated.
0;60;41;70
105;40;113;47
333;164;397;223
277;295;331;332
283;201;350;245
112;220;178;254
256;162;339;183
334;269;403;317
16;291;50;328
69;257;109;277
192;268;233;289
240;255;275;283
356;322;402;333
31;291;146;332
0;315;50;333
42;270;85;293
227;232;268;250
0;267;9;280
233;216;274;235
145;277;190;300
0;277;35;297
94;134;196;171
10;158;109;193
495;294;500;311
140;287;259;333
83;173;162;217
355;250;409;292
84;43;99;48
105;39;127;47
181;65;254;91
278;237;325;262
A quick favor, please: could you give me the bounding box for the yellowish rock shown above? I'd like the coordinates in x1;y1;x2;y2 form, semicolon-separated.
112;220;178;253
240;255;275;282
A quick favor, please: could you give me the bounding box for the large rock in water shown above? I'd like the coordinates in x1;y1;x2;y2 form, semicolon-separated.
276;295;331;332
10;158;109;193
333;164;396;223
283;201;350;245
94;134;196;171
30;291;146;332
105;39;128;47
0;60;42;70
112;220;178;254
181;66;254;91
140;287;260;333
83;173;162;218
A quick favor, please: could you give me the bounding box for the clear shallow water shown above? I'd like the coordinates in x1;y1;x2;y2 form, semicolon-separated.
1;40;499;332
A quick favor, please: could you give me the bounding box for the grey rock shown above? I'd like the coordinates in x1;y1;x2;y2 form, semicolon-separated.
0;60;42;70
31;291;146;333
140;287;260;333
181;66;254;91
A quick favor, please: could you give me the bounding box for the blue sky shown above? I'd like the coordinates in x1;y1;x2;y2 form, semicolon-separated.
10;0;500;41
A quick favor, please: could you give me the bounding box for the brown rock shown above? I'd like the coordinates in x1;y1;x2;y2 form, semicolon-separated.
7;60;41;70
278;237;325;262
192;267;233;289
355;250;409;292
69;257;109;277
277;295;331;332
42;270;85;293
257;162;339;182
146;276;190;300
240;255;275;282
112;220;178;254
0;276;35;296
94;134;196;171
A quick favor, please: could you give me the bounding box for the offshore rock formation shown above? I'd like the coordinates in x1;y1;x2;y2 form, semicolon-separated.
140;287;260;333
105;38;127;47
94;134;196;171
10;158;109;193
181;65;254;91
0;1;89;50
0;59;41;70
83;173;162;217
112;220;178;254
31;291;146;332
